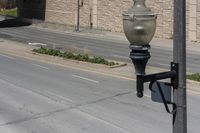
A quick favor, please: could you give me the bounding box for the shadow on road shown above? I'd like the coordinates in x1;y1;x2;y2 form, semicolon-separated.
0;18;31;28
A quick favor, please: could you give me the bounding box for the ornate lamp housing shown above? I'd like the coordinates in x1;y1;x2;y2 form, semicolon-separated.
123;0;157;97
123;0;157;75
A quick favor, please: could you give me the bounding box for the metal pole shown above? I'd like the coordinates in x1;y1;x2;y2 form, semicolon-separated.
77;0;80;31
173;0;187;132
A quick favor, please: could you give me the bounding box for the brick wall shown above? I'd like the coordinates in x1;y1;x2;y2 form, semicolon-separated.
97;0;174;38
18;0;200;41
45;0;76;25
197;0;200;41
45;0;92;28
97;0;129;32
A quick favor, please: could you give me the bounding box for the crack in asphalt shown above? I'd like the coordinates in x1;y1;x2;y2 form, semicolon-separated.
0;108;67;126
74;91;133;107
0;91;133;127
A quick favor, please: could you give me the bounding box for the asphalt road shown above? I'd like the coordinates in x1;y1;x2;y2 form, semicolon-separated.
0;18;200;73
0;52;200;133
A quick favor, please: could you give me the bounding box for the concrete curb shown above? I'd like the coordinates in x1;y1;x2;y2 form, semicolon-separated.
187;79;200;93
107;63;127;69
0;39;199;94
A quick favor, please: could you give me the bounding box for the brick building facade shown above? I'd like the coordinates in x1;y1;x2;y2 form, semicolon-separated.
18;0;200;42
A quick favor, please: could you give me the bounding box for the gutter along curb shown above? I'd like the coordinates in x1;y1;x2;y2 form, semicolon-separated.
0;39;199;93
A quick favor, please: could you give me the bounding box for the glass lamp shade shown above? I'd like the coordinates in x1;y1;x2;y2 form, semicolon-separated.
122;0;157;45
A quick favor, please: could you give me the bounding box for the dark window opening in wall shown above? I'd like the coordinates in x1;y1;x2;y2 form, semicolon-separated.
19;0;46;20
0;0;17;9
37;0;41;4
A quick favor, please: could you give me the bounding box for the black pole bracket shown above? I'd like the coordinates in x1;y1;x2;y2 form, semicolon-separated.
138;62;179;114
171;62;179;90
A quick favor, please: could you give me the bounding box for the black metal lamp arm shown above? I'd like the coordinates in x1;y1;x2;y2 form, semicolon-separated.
136;62;178;114
136;62;178;98
139;70;176;83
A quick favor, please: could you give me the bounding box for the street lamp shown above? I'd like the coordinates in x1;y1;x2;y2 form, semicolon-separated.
122;0;187;133
122;0;179;109
123;0;156;78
